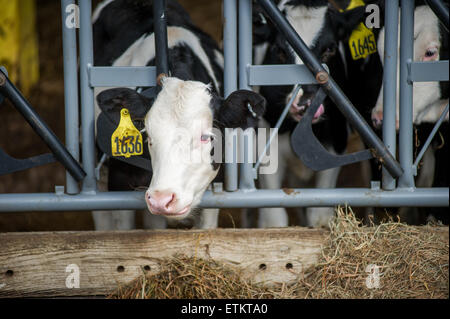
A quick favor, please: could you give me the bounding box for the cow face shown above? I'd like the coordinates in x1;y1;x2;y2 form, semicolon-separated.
97;77;265;220
261;2;365;124
372;6;448;128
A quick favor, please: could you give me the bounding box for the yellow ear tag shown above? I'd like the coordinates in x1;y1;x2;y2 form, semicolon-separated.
111;108;143;158
348;22;377;60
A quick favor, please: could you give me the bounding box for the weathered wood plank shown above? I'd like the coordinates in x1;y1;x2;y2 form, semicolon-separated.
0;228;327;297
0;227;447;298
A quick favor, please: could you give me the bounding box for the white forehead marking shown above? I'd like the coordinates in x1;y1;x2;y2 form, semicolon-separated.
112;26;220;92
284;5;328;65
145;77;213;134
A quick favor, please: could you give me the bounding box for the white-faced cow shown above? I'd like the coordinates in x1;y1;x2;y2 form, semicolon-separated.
92;0;265;230
252;0;378;227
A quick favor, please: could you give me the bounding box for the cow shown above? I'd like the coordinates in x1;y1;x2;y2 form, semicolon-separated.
252;0;380;227
370;4;449;225
92;0;266;230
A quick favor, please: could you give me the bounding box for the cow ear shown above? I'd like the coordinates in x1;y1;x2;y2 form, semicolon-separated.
214;90;266;130
97;88;152;125
328;4;367;40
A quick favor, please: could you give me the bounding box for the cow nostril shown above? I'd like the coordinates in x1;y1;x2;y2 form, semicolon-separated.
165;193;175;209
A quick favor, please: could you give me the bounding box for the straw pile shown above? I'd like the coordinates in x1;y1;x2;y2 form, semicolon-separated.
109;207;448;299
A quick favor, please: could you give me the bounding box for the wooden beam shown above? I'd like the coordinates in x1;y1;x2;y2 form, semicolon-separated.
1;226;447;298
0;228;327;297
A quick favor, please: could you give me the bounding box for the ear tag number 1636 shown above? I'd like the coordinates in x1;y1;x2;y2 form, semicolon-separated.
349;22;377;60
111;108;143;158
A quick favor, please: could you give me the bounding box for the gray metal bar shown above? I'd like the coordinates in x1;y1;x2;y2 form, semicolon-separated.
409;61;449;82
79;0;97;192
89;66;157;87
153;0;169;79
223;0;238;191
382;0;399;191
61;0;80;194
0;188;447;212
238;0;256;188
413;103;449;169
248;64;329;86
398;0;415;188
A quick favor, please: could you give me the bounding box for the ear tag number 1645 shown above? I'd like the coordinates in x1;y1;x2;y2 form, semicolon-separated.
349;22;377;60
111;108;143;158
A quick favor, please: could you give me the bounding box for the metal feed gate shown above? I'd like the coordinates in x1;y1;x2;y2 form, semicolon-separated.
0;0;448;212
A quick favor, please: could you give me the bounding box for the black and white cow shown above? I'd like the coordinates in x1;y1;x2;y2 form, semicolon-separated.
370;4;449;225
253;0;379;227
92;0;266;230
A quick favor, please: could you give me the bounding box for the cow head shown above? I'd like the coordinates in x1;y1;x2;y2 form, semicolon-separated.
371;5;448;129
259;1;368;125
97;77;265;220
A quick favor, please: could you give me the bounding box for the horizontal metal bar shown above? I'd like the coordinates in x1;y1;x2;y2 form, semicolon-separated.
89;66;157;87
0;188;447;212
409;60;449;82
248;64;329;86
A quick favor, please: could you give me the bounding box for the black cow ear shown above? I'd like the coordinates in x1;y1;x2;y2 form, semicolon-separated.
97;88;152;125
328;4;367;40
214;90;266;130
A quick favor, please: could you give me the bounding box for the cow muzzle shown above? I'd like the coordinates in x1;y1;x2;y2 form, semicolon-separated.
145;190;191;218
289;90;324;123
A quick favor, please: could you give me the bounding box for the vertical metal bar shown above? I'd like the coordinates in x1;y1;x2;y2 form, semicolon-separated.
79;0;97;193
61;0;80;194
381;0;399;190
153;0;169;79
398;0;415;188
223;0;238;191
238;0;256;189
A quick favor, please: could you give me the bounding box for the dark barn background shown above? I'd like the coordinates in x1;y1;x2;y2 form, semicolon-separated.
0;0;367;232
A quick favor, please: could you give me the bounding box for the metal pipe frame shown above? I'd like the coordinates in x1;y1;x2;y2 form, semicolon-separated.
381;0;399;190
223;0;239;191
0;188;447;212
398;0;415;188
238;0;256;189
0;0;448;212
153;0;169;79
78;0;97;193
61;0;81;194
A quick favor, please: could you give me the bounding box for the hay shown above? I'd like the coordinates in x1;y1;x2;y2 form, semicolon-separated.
109;207;448;299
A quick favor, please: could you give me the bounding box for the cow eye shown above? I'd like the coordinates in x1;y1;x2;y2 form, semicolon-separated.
425;50;437;57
